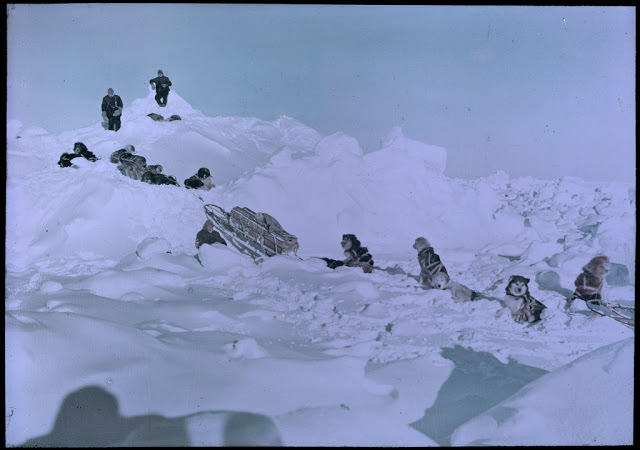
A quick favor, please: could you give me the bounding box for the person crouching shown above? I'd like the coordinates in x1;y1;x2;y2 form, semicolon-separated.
195;220;227;248
567;255;610;306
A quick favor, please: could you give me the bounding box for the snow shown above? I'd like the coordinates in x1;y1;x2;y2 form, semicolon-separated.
5;90;635;446
450;337;634;446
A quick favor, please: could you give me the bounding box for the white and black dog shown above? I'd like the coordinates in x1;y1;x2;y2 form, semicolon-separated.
413;237;449;289
431;272;479;303
414;237;478;301
503;275;546;324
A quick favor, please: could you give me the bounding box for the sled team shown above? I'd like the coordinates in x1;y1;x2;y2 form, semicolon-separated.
59;140;215;190
58;70;625;327
56;140;617;326
194;208;613;326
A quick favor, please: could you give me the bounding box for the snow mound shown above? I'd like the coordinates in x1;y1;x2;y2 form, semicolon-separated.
136;237;172;259
378;126;447;173
451;337;634;446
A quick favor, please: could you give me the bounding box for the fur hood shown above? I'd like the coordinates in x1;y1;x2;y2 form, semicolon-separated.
582;256;610;276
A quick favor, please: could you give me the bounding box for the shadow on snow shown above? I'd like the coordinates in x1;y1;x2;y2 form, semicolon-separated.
20;385;282;447
410;345;548;446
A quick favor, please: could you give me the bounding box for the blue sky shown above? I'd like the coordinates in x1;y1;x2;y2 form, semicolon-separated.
6;4;636;182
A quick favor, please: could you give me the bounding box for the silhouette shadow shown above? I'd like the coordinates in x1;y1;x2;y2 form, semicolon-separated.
605;263;631;286
20;385;282;447
535;270;573;298
410;345;547;446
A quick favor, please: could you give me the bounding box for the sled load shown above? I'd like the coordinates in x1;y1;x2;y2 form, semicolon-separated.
204;204;299;259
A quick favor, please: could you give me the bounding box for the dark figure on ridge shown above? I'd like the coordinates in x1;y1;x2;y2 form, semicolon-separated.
101;88;123;131
149;69;172;107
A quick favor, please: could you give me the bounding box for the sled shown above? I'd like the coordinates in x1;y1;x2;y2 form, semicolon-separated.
204;204;299;260
586;300;634;329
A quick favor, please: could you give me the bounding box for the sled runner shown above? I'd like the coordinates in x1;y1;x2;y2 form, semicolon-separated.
586;300;635;329
204;204;299;260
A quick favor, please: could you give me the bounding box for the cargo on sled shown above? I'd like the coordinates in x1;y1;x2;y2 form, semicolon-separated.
204;204;299;259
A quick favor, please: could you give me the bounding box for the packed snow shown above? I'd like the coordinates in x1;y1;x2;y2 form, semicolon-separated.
5;89;635;446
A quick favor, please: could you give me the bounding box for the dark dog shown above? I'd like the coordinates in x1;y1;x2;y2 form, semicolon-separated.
73;142;97;161
118;153;147;180
58;142;97;167
323;234;374;273
147;113;165;121
142;171;180;186
110;144;135;164
147;113;181;122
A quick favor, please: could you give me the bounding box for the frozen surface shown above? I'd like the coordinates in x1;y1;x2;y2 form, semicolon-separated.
5;91;635;446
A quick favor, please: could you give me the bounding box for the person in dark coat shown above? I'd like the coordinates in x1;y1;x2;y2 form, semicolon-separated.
567;255;611;305
101;88;123;131
149;69;172;107
195;220;227;248
184;167;215;190
58;142;98;168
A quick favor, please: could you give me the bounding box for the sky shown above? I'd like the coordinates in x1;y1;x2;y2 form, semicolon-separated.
6;4;636;182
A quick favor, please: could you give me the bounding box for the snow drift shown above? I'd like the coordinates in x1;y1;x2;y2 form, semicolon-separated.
5;89;635;446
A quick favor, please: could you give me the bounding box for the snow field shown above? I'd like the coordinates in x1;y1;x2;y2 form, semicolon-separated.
5;90;634;445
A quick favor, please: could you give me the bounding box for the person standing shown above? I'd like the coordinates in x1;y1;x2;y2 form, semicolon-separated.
101;88;123;131
149;69;172;107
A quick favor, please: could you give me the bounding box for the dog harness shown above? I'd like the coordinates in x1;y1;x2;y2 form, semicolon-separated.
418;247;447;277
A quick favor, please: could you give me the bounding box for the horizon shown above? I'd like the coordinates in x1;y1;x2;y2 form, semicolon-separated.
6;4;636;183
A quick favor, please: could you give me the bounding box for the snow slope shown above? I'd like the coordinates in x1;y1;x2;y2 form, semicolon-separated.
450;337;634;446
5;90;635;446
